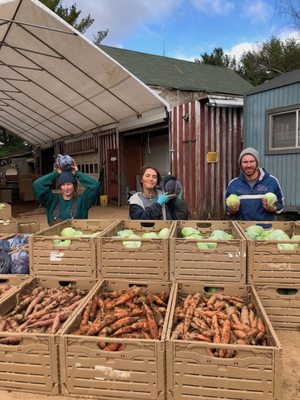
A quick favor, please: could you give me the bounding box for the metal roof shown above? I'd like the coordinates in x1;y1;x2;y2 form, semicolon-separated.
0;0;168;146
245;68;300;95
100;45;253;95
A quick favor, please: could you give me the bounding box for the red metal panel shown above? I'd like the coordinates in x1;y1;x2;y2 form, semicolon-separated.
99;130;118;196
171;100;243;218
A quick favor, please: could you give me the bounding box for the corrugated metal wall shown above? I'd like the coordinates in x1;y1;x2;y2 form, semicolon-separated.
171;99;243;218
244;82;300;211
98;129;118;196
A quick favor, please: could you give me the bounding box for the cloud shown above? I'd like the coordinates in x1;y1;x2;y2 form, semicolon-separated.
226;42;260;62
242;0;273;23
278;28;300;42
64;0;182;42
225;28;300;63
190;0;234;15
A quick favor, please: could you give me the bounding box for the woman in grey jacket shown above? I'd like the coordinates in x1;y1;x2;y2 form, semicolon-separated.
129;166;189;220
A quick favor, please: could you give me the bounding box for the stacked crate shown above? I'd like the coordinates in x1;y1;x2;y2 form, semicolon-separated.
166;282;282;400
170;220;246;283
59;279;175;400
97;220;176;281
0;217;284;399
29;219;119;280
0;274;29;301
0;276;96;394
236;221;300;330
0;203;17;233
17;221;40;234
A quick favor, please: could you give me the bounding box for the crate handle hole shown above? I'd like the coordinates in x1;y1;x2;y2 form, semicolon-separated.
277;288;298;296
128;283;148;288
204;286;224;294
140;222;155;228
58;280;75;287
197;223;212;228
0;279;9;284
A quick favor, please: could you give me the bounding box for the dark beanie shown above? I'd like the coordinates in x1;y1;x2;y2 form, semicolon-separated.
57;171;77;187
163;176;182;195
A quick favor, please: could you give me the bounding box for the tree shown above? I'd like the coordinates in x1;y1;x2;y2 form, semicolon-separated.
39;0;109;41
237;36;300;86
93;30;109;46
195;37;300;86
39;0;93;33
0;128;31;157
195;47;237;69
276;0;300;30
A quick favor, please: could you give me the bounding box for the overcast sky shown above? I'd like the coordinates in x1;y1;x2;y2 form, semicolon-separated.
64;0;300;61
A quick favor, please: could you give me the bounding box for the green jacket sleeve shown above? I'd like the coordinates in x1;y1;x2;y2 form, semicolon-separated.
32;170;58;208
75;171;100;209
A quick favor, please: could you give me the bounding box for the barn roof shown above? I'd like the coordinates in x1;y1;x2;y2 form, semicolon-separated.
100;45;253;95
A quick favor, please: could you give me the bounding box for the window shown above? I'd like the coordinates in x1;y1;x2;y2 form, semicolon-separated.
74;163;99;174
269;107;299;151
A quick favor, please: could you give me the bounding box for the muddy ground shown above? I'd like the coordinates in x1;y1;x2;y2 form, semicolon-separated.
0;202;298;400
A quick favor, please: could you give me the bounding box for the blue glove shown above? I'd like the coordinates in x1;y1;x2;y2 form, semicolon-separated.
177;191;182;200
157;193;170;206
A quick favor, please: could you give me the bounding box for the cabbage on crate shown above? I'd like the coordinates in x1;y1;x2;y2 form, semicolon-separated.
181;226;233;249
116;227;170;248
245;224;299;250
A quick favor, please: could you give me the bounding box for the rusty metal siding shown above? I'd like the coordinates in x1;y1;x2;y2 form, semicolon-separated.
98;129;118;196
172;99;243;218
244;82;300;211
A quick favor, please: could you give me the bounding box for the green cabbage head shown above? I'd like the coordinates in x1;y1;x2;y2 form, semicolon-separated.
181;227;199;237
158;228;170;239
226;194;240;208
122;234;142;248
263;192;277;206
246;225;265;239
60;227;77;237
142;232;158;239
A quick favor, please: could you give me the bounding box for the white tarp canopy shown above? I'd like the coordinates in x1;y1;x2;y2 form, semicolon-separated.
0;0;169;147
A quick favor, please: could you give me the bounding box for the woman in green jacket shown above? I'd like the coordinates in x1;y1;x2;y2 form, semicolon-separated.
33;162;100;225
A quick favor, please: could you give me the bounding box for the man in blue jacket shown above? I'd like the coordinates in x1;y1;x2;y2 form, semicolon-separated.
225;147;284;220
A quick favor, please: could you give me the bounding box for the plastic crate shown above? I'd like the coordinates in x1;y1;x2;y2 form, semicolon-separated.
166;282;282;400
97;220;176;281
235;221;300;285
0;274;29;301
0;276;95;395
170;221;246;284
29;219;119;279
59;278;175;400
0;203;11;220
0;218;17;234
17;221;40;234
255;285;300;330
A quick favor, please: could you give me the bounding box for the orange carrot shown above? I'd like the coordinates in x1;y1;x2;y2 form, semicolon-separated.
143;302;158;339
211;314;221;343
220;319;231;344
240;306;250;326
233;330;246;339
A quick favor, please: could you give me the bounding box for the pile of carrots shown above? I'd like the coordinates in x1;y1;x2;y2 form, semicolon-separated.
171;292;267;358
0;285;88;343
71;285;169;351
